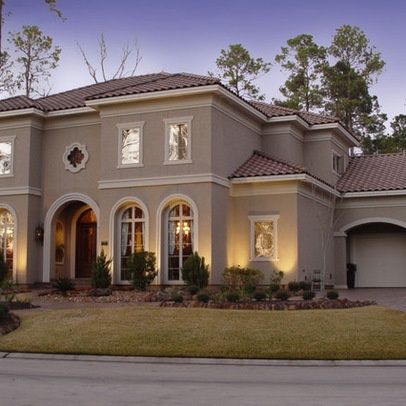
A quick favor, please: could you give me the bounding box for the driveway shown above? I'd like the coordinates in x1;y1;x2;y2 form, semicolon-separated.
337;288;406;312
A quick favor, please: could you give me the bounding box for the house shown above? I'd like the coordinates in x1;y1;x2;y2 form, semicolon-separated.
0;72;405;288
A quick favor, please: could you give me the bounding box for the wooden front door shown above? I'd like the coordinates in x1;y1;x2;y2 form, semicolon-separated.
75;209;97;278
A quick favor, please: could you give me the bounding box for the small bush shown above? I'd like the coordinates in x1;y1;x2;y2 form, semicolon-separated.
253;291;267;301
0;303;8;320
127;251;157;291
269;283;280;294
270;269;284;285
275;289;290;301
196;292;210;303
226;291;240;303
188;285;199;295
287;281;301;293
326;290;339;300
299;281;311;291
303;290;316;300
171;292;183;303
53;277;75;294
91;250;112;289
223;266;264;290
181;252;209;289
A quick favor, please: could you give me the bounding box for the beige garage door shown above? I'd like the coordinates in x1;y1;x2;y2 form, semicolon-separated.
351;233;406;287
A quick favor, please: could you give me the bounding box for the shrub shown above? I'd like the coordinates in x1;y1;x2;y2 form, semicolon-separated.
303;290;316;300
253;291;267;301
196;292;210;303
275;289;290;301
171;292;183;303
0;252;9;288
181;252;209;289
243;284;257;296
53;277;75;294
223;266;264;290
127;251;157;291
326;290;339;300
269;283;280;294
287;281;301;293
0;303;8;321
226;291;240;303
299;281;311;291
270;269;284;285
188;285;199;295
91;250;112;289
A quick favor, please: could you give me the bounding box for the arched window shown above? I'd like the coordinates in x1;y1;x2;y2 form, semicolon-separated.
120;206;145;280
0;209;14;272
167;203;193;281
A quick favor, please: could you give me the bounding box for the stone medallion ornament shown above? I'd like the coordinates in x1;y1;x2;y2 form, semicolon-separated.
63;143;89;173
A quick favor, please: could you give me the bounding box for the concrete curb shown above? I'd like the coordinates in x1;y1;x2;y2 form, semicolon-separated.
2;352;406;367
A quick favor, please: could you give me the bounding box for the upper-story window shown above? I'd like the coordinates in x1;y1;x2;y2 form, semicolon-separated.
0;136;15;177
332;152;344;175
164;117;192;164
117;122;144;168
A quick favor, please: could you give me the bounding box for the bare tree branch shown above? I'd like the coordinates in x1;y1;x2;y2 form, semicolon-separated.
77;41;98;83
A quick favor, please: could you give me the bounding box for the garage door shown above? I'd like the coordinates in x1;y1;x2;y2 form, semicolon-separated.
351;233;406;287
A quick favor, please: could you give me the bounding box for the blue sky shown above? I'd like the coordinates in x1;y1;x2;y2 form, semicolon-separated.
6;0;406;122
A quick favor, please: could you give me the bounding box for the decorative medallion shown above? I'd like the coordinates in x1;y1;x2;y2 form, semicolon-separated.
63;143;89;173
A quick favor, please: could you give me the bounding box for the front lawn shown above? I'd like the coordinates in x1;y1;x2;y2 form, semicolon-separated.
0;306;405;359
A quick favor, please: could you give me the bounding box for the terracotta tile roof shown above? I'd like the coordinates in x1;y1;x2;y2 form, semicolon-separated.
0;95;40;111
230;150;305;178
337;152;406;193
250;101;339;125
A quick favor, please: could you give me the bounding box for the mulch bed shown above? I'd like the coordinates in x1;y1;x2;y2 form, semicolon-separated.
0;312;20;335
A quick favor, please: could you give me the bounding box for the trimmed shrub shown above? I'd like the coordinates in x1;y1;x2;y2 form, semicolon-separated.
196;292;210;303
287;281;301;293
188;285;199;295
326;290;339;300
181;252;209;289
275;289;290;301
171;292;183;303
303;290;316;300
226;291;240;303
299;281;311;291
127;251;157;291
91;250;112;289
253;291;267;301
223;266;264;290
53;277;75;294
269;283;280;294
270;269;284;285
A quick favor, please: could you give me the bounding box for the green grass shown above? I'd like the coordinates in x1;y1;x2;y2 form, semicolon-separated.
0;306;405;359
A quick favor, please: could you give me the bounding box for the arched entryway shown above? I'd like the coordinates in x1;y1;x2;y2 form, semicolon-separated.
43;193;99;282
344;219;406;287
0;207;16;281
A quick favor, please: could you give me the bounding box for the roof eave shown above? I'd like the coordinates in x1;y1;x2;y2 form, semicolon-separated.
0;107;45;118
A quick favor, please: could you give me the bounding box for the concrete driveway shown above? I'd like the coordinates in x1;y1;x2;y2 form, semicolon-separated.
337;288;406;312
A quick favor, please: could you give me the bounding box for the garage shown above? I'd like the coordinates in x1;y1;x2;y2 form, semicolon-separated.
349;223;406;287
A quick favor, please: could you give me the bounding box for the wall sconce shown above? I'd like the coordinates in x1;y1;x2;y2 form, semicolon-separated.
35;224;44;244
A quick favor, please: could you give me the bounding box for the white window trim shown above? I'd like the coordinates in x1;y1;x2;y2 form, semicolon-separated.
117;121;145;168
0;135;15;178
332;150;344;175
163;116;193;165
248;214;279;262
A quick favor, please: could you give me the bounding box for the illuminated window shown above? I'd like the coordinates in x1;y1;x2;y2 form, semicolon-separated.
164;117;192;164
0;209;14;273
55;221;65;264
117;122;144;167
249;215;279;261
0;136;14;176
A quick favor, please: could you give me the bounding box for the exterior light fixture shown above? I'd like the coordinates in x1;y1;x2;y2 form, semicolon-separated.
35;224;44;244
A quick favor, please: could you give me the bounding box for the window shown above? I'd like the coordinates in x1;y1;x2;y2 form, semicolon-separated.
117;122;144;167
120;206;145;280
164;117;192;164
55;221;65;264
0;136;14;176
167;203;194;281
332;152;344;174
249;215;279;261
63;143;89;173
0;210;14;272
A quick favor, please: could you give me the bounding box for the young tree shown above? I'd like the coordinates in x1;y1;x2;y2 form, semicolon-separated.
388;114;406;152
275;34;326;111
10;25;61;97
77;33;142;83
209;43;271;100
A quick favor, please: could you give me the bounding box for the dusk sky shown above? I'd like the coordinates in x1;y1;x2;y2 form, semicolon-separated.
6;0;406;123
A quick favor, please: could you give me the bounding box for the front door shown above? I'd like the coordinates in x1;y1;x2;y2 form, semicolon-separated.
75;209;97;278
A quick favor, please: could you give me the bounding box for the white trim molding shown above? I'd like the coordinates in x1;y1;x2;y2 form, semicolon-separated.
0;186;41;196
63;142;89;173
116;121;145;168
108;196;150;284
343;189;406;198
0;203;17;283
248;214;279;262
42;193;100;283
156;193;199;285
163;116;193;165
338;217;406;235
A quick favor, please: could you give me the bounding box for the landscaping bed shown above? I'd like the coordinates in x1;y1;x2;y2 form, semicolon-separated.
0;309;20;335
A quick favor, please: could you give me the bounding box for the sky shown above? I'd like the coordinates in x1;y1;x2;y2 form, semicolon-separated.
5;0;406;123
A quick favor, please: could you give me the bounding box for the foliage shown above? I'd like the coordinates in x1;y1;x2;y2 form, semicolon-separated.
275;34;326;111
303;290;316;301
269;283;280;295
0;279;16;303
287;281;301;293
223;266;264;291
10;25;61;97
53;277;75;294
270;269;284;285
196;292;210;303
188;285;199;295
209;43;271;100
253;291;267;301
225;291;240;303
91;250;112;289
275;290;290;301
171;292;183;303
181;252;209;289
326;290;339;300
298;281;311;291
0;302;8;320
127;251;157;291
0;251;9;287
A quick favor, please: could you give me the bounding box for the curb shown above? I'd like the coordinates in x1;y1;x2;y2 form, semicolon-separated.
2;352;406;367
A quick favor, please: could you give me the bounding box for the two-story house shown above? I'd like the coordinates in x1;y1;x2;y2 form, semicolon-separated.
0;72;405;288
